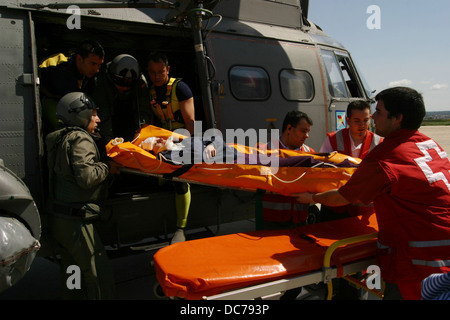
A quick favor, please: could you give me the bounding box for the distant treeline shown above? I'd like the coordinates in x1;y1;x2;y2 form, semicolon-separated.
423;111;450;125
425;111;450;119
422;119;450;126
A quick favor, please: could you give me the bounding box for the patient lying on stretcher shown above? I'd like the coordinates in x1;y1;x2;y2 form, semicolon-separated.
138;135;360;169
139;135;238;165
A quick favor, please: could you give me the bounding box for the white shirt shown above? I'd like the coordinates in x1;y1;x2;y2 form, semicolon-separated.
319;131;362;158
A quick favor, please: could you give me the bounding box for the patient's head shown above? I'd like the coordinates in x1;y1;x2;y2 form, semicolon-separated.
140;137;167;154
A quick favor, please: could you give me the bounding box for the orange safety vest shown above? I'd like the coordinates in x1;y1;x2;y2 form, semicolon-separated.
328;128;382;160
326;128;383;216
150;77;184;131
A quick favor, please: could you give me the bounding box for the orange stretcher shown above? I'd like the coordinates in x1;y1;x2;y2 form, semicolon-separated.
106;125;360;195
153;213;380;300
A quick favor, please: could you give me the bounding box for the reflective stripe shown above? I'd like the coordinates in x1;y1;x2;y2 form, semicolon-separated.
262;202;291;210
409;239;450;248
370;134;382;151
377;241;390;250
335;130;345;152
412;259;450;268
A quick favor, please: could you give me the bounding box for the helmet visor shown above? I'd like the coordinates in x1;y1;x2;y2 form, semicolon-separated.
111;73;137;88
68;94;97;113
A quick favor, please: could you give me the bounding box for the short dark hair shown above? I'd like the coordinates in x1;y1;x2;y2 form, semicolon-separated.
281;110;313;132
75;40;104;59
347;100;370;118
146;51;169;67
375;87;425;130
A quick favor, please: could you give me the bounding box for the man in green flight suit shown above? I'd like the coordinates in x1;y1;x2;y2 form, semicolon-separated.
46;92;115;299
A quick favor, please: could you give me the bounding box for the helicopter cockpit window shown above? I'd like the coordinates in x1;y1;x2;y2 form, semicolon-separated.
321;49;365;99
280;69;314;101
229;66;270;101
337;55;364;98
321;50;348;98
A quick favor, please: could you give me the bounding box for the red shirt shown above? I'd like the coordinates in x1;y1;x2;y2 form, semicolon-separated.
339;158;390;205
338;129;450;299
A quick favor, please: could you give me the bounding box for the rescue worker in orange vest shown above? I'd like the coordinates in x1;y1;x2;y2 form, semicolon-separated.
261;110;315;230
146;52;195;244
296;87;450;300
320;100;382;158
319;100;383;221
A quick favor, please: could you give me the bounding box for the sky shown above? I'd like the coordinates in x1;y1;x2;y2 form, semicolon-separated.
308;0;450;111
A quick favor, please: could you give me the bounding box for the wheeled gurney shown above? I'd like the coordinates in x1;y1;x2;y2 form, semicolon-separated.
106;125;381;299
153;213;381;300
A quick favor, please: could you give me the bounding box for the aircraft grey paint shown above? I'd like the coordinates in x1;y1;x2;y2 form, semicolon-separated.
0;0;373;287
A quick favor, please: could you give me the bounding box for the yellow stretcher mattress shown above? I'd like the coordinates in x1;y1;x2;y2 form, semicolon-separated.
153;214;378;299
106;125;360;195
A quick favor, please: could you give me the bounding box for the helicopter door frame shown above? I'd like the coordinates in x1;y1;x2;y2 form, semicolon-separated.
0;9;44;207
319;48;368;133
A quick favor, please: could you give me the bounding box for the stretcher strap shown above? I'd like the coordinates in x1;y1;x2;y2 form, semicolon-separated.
163;164;194;179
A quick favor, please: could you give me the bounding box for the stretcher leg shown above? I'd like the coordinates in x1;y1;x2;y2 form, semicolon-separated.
341;274;385;299
322;232;380;300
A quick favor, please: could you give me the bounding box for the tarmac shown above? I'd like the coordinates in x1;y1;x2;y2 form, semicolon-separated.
0;219;257;300
1;125;448;301
419;125;450;151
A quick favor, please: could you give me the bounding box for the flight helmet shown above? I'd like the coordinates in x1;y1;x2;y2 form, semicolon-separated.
56;92;97;129
108;54;140;87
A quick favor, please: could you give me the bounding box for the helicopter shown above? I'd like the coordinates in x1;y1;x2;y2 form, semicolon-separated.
0;0;374;292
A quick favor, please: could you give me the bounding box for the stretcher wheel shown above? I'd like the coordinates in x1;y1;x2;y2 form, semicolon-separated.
306;205;320;224
153;282;167;299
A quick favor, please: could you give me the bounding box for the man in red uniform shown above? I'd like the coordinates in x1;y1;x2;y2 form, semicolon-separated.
295;87;450;300
262;110;315;230
267;110;315;152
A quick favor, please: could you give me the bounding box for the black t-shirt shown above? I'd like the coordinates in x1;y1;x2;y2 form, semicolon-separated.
40;56;96;98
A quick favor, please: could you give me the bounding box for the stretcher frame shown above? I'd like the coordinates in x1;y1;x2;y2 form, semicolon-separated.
201;232;382;300
120;169;383;300
108;129;382;300
118;167;259;193
154;214;382;300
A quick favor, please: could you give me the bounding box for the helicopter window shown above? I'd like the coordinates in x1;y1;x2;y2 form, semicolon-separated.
279;69;314;101
320;50;348;98
229;66;270;101
337;55;364;98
